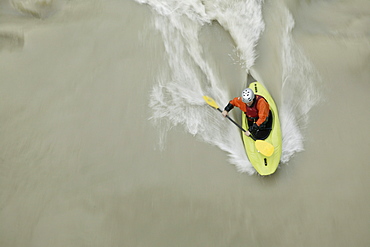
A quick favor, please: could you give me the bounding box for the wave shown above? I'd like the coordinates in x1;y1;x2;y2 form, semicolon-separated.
137;0;320;174
278;6;321;163
9;0;64;18
0;31;24;52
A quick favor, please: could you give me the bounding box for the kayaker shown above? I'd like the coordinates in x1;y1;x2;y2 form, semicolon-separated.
222;88;272;139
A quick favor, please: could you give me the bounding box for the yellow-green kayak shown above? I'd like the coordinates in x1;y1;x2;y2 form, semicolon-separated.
242;81;282;176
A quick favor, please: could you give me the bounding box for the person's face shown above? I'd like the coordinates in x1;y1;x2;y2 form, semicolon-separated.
246;101;253;107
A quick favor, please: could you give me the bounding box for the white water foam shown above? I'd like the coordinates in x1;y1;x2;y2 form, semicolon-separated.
279;7;321;163
137;0;320;174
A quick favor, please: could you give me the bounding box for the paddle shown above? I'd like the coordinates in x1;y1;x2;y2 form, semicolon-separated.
203;95;274;157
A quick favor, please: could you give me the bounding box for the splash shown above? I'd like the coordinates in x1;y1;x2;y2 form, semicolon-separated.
137;0;320;174
279;7;321;163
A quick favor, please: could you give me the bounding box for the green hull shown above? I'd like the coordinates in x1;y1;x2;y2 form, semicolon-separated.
242;81;282;176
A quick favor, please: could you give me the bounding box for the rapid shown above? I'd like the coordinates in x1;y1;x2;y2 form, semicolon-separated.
1;0;369;246
138;0;321;173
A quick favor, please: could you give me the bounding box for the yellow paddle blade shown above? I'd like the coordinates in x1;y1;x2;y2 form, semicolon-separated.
203;96;220;109
255;140;274;157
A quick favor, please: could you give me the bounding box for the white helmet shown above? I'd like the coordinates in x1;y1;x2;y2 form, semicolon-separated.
242;88;255;103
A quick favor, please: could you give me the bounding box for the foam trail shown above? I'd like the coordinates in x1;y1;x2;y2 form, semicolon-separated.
138;0;320;173
138;0;266;174
279;7;321;163
202;0;265;69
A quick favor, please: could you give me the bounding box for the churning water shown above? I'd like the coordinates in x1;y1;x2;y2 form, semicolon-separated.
137;0;321;174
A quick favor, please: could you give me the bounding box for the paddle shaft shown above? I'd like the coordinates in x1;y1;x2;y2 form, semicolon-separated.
216;108;257;141
203;95;274;157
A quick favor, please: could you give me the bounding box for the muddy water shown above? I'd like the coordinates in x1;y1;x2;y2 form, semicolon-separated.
0;0;369;246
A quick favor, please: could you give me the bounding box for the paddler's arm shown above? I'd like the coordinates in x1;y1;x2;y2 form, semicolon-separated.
222;99;251;137
222;97;246;117
221;101;234;117
255;98;270;126
221;105;233;117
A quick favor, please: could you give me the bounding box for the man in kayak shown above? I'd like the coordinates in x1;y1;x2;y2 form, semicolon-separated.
222;88;272;140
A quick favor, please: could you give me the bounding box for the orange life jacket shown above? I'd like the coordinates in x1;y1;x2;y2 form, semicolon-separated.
227;95;269;126
246;95;264;121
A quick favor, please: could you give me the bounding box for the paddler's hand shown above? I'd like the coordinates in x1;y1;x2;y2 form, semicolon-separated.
244;130;251;136
221;110;228;117
250;123;259;132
